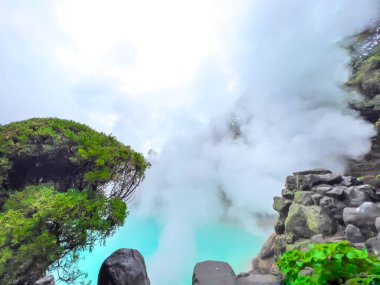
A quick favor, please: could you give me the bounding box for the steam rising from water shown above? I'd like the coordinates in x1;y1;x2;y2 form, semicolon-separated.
135;1;379;284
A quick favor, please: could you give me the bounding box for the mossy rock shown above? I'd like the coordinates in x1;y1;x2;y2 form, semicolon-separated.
285;204;336;238
0;118;148;200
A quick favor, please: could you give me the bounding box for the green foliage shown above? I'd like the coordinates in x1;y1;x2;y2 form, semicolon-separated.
277;241;380;284
0;185;127;285
0;117;149;200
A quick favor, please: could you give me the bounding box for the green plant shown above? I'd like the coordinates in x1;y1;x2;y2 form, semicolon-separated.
0;184;127;285
277;241;380;284
0;117;149;200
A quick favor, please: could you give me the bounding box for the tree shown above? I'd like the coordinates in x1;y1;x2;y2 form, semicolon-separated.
0;118;149;284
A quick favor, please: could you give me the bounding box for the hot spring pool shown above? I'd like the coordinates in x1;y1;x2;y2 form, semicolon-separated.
76;214;265;285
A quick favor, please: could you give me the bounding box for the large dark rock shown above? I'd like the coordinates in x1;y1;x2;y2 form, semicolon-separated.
236;273;281;285
343;185;375;207
299;174;342;190
98;249;150;285
192;261;236;285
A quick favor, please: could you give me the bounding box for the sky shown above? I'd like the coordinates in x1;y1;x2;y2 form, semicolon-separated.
1;1;380;285
0;0;249;153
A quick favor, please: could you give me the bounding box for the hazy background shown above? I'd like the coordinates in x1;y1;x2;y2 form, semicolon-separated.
0;1;379;284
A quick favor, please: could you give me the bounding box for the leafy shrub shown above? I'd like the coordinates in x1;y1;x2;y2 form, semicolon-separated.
0;117;149;200
277;241;380;284
0;185;127;284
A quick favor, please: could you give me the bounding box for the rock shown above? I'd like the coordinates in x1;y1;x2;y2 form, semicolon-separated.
300;174;342;190
281;189;295;200
343;202;380;229
251;256;275;275
192;261;236;285
285;204;336;238
320;196;346;220
293;169;332;176
272;197;292;217
345;224;365;243
311;234;325;244
352;243;366;249
274;218;285;235
259;233;276;259
311;184;333;195
293;191;313;206
98;249;150;285
341;176;362;187
35;275;55;285
236;273;282;285
298;267;313;277
325;186;346;199
376;217;380;232
311;194;323;206
365;237;380;256
343;185;375;207
356;185;377;200
285;176;296;190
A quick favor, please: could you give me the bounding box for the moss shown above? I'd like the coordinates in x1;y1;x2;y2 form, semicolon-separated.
285;239;311;252
0;118;149;200
347;37;380;99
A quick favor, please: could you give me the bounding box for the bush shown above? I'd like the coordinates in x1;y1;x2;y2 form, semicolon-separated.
277;241;380;284
0;117;149;200
0;185;127;284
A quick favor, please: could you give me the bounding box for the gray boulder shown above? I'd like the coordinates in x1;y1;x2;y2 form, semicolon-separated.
285;176;296;190
311;234;325;244
320;196;346;220
311;194;323;206
273;197;292;217
259;233;276;259
376;217;380;232
345;224;365;243
365;237;380;256
281;188;295;200
343;202;380;229
193;261;236;285
98;249;150;285
343;185;375;207
35;275;55;285
312;184;333;195
293;191;313;206
236;273;281;285
299;174;342;190
341;176;362;187
325;186;346;199
285;204;336;238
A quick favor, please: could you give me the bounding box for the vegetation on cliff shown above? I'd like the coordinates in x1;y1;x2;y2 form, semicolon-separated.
0;118;148;284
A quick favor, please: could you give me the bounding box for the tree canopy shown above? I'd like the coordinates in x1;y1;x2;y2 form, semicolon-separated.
0;118;148;284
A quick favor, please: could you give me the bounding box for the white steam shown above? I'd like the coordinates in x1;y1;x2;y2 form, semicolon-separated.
134;1;379;284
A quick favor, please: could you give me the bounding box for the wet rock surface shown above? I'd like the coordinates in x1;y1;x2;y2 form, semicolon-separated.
192;261;236;285
98;249;150;285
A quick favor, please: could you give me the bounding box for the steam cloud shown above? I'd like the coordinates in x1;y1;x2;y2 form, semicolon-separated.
134;1;380;284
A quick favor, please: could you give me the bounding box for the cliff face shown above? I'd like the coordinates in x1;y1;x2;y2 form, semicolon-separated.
346;24;380;181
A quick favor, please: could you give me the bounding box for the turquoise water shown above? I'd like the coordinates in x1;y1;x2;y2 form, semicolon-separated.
76;214;264;285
